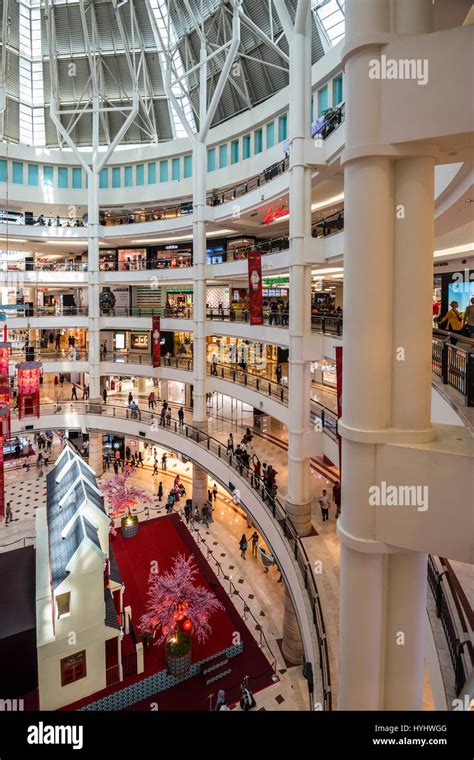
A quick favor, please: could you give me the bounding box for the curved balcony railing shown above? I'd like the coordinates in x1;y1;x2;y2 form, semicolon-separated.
11;399;332;710
207;157;290;207
428;555;474;696
10;348;88;363
98;157;291;227
100;306;194;319
206;362;338;440
0;261;88;273
100;351;192;369
432;329;474;407
97;209;344;273
3;305;88;319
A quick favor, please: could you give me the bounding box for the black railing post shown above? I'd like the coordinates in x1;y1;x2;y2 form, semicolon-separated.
466;352;474;406
441;343;449;385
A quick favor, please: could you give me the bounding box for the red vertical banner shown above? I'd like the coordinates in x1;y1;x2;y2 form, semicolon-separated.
152;315;161;368
248;250;263;326
335;346;343;477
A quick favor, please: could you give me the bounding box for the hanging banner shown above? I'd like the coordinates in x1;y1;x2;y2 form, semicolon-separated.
248;250;263;326
335;346;343;477
152;315;161;368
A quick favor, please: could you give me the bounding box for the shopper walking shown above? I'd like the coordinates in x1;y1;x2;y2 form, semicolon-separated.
5;502;13;525
178;406;184;426
319;489;330;522
275;364;282;384
250;530;259;557
103;387;108;404
157;482;163;502
227;432;234;454
71;385;78;401
239;534;248;560
161;453;167;470
332;480;341;519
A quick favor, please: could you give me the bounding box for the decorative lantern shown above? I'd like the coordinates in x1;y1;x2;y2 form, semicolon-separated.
182;618;192;632
0;343;11;386
0;403;10;520
16;362;42;419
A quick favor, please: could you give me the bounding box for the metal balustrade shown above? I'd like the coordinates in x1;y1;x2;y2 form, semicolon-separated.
11;399;331;710
427;555;474;696
4;306;88;318
432;330;474;406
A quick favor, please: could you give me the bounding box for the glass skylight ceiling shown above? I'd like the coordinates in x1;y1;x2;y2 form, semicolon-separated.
313;0;345;47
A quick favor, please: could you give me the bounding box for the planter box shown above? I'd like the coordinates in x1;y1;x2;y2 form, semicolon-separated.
121;515;139;539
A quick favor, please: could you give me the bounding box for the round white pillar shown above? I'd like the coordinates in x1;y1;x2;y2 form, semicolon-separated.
391;157;435;432
383;552;428;710
159;379;169;402
192;140;208;427
88;431;103;477
192;464;208;507
286;14;313;537
338;544;385;709
393;0;433;34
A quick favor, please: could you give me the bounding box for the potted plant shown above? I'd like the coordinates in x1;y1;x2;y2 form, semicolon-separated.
139;554;223;676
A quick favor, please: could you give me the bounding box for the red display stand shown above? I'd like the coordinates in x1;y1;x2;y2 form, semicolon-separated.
16;362;42;419
0;342;11;388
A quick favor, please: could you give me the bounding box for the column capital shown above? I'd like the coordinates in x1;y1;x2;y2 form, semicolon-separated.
338;420;435;445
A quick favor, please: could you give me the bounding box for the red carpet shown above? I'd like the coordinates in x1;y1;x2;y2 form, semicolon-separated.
63;514;275;711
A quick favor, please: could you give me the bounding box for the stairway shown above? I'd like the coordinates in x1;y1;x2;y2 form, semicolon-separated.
202;653;232;686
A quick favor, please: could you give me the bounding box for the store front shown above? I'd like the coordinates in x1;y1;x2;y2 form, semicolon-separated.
118;248;147;271
165;289;193;317
226;237;256;261
311;358;337;388
206;287;230;310
151;243;192;269
206;239;228;264
230;287;249;321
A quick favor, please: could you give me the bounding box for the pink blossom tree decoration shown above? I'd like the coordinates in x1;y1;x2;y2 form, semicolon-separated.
139;553;224;646
100;469;153;519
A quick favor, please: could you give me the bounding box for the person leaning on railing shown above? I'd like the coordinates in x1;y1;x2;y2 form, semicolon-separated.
462;296;474;337
438;301;466;345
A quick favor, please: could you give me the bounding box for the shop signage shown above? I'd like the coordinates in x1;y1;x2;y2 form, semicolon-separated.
263;276;289;287
248;250;263;326
263;205;289;224
152;315;161;368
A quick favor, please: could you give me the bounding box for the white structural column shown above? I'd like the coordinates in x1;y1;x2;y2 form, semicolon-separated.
191;56;208;430
88;96;101;400
285;0;313;537
192;465;208;508
88;430;104;477
338;0;435;710
158;12;241;511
